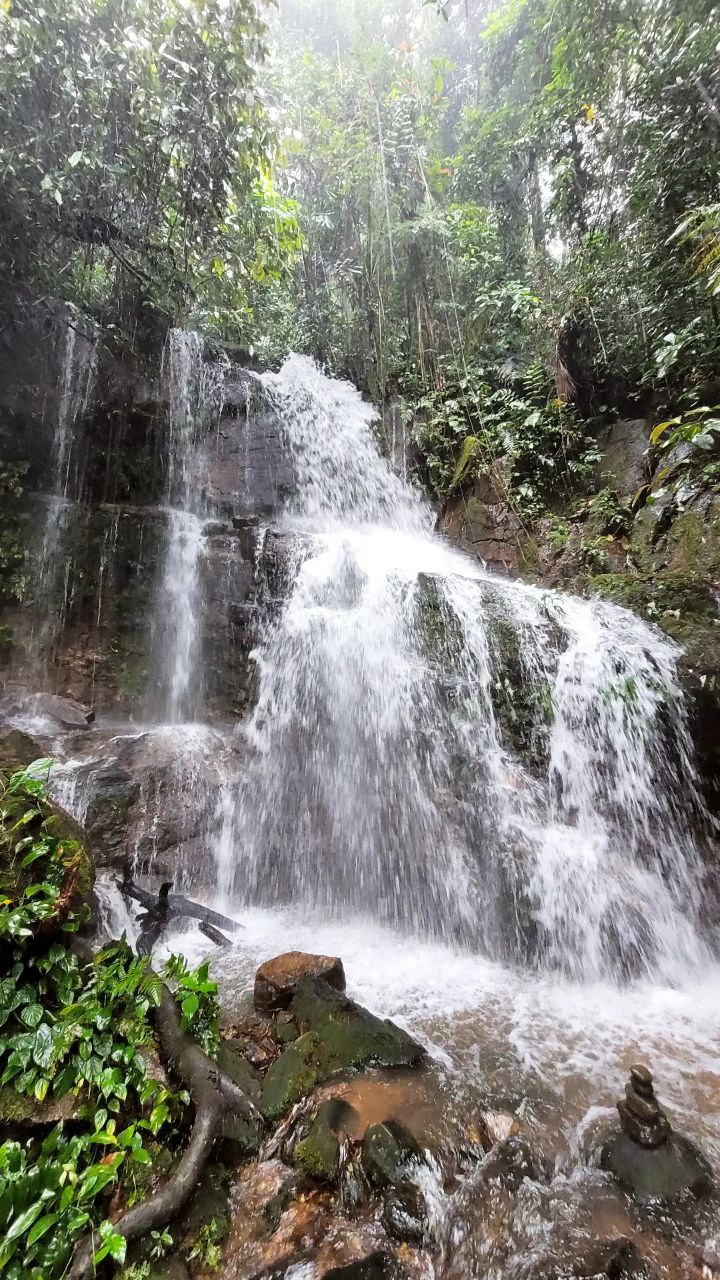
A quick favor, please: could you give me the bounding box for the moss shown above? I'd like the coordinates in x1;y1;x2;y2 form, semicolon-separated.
260;979;424;1120
450;436;480;491
589;570;717;639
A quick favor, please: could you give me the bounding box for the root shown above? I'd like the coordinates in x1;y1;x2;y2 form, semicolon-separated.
69;950;262;1279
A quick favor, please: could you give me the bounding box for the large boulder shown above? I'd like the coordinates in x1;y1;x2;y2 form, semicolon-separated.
260;977;425;1120
255;951;346;1012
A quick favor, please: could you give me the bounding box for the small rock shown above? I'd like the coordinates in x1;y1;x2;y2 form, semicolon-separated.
616;1064;670;1149
381;1180;429;1246
255;951;346;1012
478;1135;539;1191
293;1098;358;1183
481;1109;520;1145
362;1119;423;1188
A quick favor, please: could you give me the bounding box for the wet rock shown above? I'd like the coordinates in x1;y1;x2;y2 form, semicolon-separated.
362;1119;423;1188
255;950;346;1012
322;1255;399;1280
616;1064;670;1148
260;978;425;1120
381;1180;429;1246
0;727;49;773
477;1135;539;1191
480;1110;520;1145
601;1065;714;1201
602;1130;714;1202
292;1097;358;1182
33;691;95;728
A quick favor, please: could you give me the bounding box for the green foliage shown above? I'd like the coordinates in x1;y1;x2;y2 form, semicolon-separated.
0;763;221;1280
187;1218;224;1269
414;360;600;515
164;954;220;1058
0;0;298;336
0;461;28;609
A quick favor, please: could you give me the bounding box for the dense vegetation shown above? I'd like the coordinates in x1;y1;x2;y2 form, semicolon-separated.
3;0;716;512
254;0;720;511
0;761;224;1279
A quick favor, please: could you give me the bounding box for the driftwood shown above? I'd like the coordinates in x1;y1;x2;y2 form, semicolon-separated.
116;865;242;934
68;939;262;1280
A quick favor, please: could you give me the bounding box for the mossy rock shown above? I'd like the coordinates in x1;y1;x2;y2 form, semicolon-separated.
293;1097;358;1182
589;570;718;651
362;1120;423;1188
260;978;425;1120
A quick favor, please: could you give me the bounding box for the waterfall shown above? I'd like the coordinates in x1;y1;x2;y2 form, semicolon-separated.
29;313;98;667
148;330;226;722
222;354;714;985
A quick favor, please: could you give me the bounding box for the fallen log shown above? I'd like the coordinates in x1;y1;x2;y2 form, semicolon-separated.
116;865;242;933
68;941;262;1279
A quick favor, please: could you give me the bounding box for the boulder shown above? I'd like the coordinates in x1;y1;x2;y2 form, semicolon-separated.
601;1130;713;1202
260;978;425;1120
255;951;346;1012
362;1120;423;1188
0;727;50;773
33;692;95;728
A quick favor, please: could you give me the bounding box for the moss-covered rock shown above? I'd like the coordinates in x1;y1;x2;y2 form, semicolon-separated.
293;1098;358;1182
260;978;425;1120
361;1120;423;1188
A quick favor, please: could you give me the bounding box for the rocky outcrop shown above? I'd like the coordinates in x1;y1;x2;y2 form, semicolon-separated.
439;470;524;575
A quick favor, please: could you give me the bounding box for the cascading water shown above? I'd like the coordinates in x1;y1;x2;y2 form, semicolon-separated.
29;313;98;667
148;329;226;722
223;354;714;986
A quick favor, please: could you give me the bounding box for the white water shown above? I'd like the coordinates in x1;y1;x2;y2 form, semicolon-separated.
217;355;715;986
148;330;226;721
29;313;98;666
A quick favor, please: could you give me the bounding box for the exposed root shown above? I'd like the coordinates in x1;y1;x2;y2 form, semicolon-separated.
69;948;262;1279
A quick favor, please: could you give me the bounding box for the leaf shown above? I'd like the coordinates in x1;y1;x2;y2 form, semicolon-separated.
649;418;680;444
20;1004;44;1029
7;1201;43;1241
68;150;83;167
32;1024;54;1070
181;994;199;1022
26;1212;59;1246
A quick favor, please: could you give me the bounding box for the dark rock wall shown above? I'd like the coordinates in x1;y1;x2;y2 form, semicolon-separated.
0;294;291;718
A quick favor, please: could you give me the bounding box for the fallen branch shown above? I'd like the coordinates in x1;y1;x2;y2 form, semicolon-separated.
116;866;243;934
69;943;262;1279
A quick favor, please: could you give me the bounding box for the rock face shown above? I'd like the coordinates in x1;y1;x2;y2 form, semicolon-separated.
260;977;425;1120
601;1065;714;1201
255;951;347;1012
439;470;523;575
